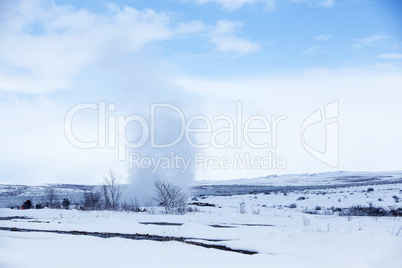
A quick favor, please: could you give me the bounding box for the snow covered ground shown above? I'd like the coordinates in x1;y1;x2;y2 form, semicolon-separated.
1;172;402;268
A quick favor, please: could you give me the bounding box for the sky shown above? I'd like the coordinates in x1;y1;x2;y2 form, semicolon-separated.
0;0;401;185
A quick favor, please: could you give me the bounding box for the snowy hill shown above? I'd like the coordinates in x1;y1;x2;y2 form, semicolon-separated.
195;171;402;186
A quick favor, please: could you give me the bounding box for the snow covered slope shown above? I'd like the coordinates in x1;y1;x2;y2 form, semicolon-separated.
195;171;402;186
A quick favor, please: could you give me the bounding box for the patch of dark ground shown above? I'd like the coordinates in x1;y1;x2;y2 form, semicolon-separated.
0;226;257;255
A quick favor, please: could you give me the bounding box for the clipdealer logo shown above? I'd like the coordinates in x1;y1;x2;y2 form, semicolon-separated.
301;100;339;167
64;100;340;172
64;101;288;172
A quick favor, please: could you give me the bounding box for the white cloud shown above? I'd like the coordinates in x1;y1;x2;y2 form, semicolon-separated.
212;20;241;35
192;0;277;10
209;20;261;54
379;53;402;60
290;0;335;8
301;45;318;56
176;20;207;36
0;1;262;94
354;33;391;49
0;1;172;93
305;67;333;75
190;0;337;10
0;1;261;186
191;0;336;10
210;35;261;54
315;34;332;41
317;0;334;7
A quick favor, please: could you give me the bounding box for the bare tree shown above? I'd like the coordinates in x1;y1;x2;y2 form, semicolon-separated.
154;180;188;214
45;186;57;208
102;168;122;210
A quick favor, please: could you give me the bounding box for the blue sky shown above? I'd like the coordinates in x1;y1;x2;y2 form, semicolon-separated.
0;0;401;185
17;0;402;76
73;0;402;75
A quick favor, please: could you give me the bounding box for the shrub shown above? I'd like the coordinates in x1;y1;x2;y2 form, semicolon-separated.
121;198;141;212
154;180;188;214
187;206;200;213
303;208;319;215
145;203;156;214
237;202;247;214
389;208;402;216
349;205;387;216
339;205;402;217
252;206;260;215
302;216;311;226
385;226;402;236
330;206;342;212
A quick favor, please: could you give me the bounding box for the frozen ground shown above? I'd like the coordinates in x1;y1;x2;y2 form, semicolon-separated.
1;171;402;268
